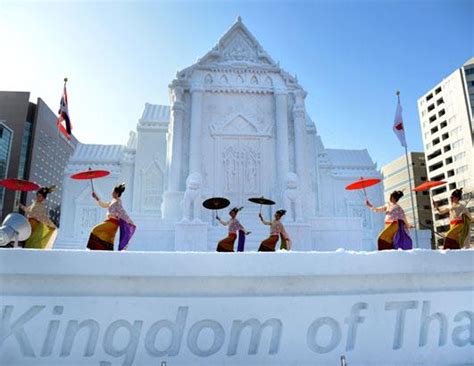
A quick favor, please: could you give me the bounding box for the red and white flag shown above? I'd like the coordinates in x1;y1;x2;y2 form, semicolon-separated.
392;97;407;148
56;81;72;140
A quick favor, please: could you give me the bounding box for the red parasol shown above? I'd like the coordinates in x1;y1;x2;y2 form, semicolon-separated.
70;168;110;192
413;180;446;192
345;177;381;199
345;178;381;191
71;170;110;180
0;179;40;192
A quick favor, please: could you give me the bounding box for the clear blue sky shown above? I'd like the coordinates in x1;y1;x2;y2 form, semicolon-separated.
0;0;472;167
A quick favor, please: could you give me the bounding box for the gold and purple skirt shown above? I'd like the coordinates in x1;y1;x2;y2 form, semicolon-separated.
87;218;119;251
377;221;399;251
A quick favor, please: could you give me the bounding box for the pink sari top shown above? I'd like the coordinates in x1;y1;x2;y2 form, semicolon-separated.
384;203;406;224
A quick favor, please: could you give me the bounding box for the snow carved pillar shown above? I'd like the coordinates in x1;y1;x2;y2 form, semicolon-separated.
293;90;307;181
188;86;204;176
167;87;185;192
275;89;290;200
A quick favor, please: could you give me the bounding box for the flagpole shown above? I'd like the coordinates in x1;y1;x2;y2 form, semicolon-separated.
398;91;419;248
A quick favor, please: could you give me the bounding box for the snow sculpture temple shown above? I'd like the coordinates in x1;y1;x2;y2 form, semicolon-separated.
57;18;385;251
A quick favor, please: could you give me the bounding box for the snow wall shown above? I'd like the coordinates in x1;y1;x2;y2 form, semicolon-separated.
0;249;473;366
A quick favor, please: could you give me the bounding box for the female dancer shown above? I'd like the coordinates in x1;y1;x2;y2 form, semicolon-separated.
87;183;135;251
366;190;413;250
216;207;249;252
433;188;472;249
19;186;57;249
258;209;291;252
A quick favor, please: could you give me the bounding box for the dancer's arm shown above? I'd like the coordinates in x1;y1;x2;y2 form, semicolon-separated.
216;216;229;226
366;199;386;213
92;192;110;208
432;200;449;215
258;213;271;225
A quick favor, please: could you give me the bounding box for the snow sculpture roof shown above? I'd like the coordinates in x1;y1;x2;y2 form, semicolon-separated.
139;103;170;124
326;148;376;168
70;143;125;164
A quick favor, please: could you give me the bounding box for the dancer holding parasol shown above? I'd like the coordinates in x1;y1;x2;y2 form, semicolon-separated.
258;209;291;251
216;207;250;252
365;190;414;250
87;183;136;251
433;188;472;249
18;186;58;249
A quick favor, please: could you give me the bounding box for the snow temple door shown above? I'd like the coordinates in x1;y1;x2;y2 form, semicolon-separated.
218;137;263;212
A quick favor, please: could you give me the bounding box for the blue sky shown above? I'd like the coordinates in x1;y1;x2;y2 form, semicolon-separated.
0;0;472;167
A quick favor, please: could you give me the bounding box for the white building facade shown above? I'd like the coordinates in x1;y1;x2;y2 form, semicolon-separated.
417;58;474;246
57;18;385;251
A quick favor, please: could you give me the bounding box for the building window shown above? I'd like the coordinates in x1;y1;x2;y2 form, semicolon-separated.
454;151;466;161
455;165;468;174
441;133;449;140
427;104;435;112
445;157;453;165
438;109;446;117
17;121;33;180
429;161;443;172
435;87;442;94
452;139;464;149
429;115;437;123
430;126;438;134
426;93;433;101
436;98;444;106
465;68;474;75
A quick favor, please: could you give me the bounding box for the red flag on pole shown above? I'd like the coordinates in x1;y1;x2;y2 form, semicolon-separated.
393;93;407;147
56;78;72;140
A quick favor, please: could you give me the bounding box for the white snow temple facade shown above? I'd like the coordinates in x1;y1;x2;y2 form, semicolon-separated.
57;18;385;251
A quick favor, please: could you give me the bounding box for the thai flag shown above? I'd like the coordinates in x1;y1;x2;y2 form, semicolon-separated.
56;83;72;140
393;97;407;148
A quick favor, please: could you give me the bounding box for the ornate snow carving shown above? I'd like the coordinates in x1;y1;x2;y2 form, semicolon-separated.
284;172;303;222
206;94;274;137
204;74;213;84
220;74;228;84
221;139;261;205
222;32;258;62
182;173;202;222
142;163;164;213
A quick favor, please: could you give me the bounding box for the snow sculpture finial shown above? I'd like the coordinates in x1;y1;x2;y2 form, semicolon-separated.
237;15;242;23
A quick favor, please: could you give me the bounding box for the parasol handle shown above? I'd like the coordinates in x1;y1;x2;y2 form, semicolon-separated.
259;204;262;215
90;178;95;193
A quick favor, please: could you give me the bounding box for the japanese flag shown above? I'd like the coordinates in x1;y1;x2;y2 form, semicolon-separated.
393;99;407;147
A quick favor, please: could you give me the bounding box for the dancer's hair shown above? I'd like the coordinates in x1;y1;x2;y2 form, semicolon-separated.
230;207;243;214
451;188;463;200
37;186;56;199
390;190;404;202
114;183;126;197
276;209;287;217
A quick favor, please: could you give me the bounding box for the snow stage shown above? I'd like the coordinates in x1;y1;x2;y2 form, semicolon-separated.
0;249;473;366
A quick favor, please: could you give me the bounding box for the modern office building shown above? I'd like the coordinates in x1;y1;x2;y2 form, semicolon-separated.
381;152;434;245
0;122;14;218
417;58;474;247
0;91;78;224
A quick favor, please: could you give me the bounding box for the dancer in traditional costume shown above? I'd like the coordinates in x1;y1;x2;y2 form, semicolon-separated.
19;186;58;249
366;190;413;250
87;183;136;251
216;207;249;252
433;189;472;249
258;209;291;252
